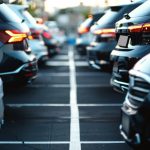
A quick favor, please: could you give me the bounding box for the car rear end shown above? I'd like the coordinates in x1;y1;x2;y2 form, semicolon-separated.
76;13;103;55
9;4;49;63
110;0;150;93
87;3;142;72
0;3;38;85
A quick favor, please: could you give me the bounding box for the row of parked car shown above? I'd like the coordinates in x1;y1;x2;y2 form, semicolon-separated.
76;0;150;149
0;2;66;132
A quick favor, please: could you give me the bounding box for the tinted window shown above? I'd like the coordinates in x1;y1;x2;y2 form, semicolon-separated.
129;1;150;17
80;18;93;28
97;3;140;26
97;9;119;25
22;10;37;25
0;4;21;23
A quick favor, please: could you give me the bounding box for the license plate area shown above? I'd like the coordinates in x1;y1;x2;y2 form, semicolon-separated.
118;35;129;47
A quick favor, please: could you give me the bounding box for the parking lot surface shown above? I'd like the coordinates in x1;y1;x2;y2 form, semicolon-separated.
0;46;132;150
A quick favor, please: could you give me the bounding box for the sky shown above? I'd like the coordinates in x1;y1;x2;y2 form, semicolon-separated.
44;0;133;13
45;0;103;9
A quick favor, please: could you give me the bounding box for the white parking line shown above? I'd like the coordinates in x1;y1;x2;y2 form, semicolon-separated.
46;61;69;66
52;55;69;60
75;61;88;67
77;84;110;88
0;141;125;145
6;103;122;108
28;84;70;88
46;61;89;67
38;72;110;77
78;104;122;107
28;84;110;88
38;73;70;77
6;104;70;107
69;47;81;150
25;141;70;144
81;141;125;144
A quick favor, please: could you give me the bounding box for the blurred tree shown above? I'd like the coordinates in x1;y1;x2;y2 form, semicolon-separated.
28;2;37;16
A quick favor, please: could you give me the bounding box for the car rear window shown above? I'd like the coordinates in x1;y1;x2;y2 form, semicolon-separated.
80;17;93;28
129;0;150;18
97;9;119;25
97;3;140;27
0;4;22;23
22;10;37;25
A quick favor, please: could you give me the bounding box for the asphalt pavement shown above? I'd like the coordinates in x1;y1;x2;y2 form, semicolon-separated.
0;45;132;150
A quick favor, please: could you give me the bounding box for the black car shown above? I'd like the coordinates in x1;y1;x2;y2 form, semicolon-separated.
87;2;143;72
110;0;150;93
120;53;150;149
76;13;104;55
0;3;37;85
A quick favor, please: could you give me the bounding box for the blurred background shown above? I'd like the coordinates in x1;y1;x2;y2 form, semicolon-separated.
3;0;134;34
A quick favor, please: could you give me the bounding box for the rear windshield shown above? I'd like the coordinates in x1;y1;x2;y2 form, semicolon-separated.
22;10;37;25
80;18;93;28
97;9;119;25
97;3;140;26
0;4;22;23
129;1;150;18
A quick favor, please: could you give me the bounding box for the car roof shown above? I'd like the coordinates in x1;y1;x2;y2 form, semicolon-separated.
8;4;28;10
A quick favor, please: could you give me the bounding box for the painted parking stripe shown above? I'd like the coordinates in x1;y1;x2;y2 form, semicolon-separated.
69;47;81;150
78;104;122;107
28;84;110;88
25;141;70;144
46;61;69;66
6;103;122;108
46;61;89;67
38;72;109;77
52;55;69;60
81;141;125;144
77;84;110;88
75;61;88;67
38;72;70;77
0;141;125;145
28;84;70;88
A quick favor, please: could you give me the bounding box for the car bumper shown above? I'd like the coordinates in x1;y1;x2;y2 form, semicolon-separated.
1;60;38;84
87;41;115;71
120;99;150;147
110;45;150;93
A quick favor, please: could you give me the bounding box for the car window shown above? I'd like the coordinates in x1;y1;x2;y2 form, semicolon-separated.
22;10;37;25
0;4;22;23
129;1;150;17
80;18;93;28
97;9;119;25
97;3;140;26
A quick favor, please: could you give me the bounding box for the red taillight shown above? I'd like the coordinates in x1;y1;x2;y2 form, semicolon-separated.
0;30;27;43
29;28;42;40
128;24;143;33
128;23;150;33
93;28;116;38
42;31;52;39
142;23;150;32
78;27;90;34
